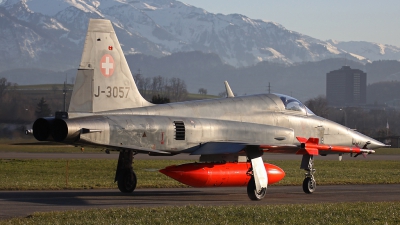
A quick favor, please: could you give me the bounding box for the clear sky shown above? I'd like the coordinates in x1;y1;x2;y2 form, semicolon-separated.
181;0;400;47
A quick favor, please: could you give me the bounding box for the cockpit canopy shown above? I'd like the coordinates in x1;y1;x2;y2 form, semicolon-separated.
274;94;314;115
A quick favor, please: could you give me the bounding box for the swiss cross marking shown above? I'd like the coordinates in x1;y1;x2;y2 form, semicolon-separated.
100;54;114;77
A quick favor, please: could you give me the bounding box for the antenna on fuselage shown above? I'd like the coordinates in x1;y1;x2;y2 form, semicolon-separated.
224;81;235;98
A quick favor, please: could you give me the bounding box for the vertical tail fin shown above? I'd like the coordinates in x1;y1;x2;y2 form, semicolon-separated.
68;19;152;114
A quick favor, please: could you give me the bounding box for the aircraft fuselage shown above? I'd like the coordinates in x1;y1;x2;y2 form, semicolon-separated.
51;93;381;155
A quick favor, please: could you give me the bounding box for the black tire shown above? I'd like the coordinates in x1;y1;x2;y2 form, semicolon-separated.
247;176;267;201
302;177;316;194
117;169;137;193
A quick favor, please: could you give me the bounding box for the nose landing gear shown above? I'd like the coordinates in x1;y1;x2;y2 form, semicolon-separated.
301;155;316;194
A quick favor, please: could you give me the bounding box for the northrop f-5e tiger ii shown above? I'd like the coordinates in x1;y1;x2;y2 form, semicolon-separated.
29;19;385;200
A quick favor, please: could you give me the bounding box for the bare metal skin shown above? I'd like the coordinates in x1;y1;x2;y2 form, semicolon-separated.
31;19;385;200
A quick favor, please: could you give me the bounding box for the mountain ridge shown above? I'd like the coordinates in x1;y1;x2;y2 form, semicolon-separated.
3;51;400;101
1;0;400;72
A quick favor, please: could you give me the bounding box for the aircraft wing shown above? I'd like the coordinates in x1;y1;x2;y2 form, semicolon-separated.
189;142;298;155
189;142;247;155
79;140;173;155
107;144;173;155
188;139;375;156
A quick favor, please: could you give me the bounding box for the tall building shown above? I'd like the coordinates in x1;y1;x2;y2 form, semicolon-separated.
326;66;366;106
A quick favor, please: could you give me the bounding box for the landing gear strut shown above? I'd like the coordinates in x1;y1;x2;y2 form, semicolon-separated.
300;155;316;194
246;147;268;201
115;150;137;193
247;176;267;200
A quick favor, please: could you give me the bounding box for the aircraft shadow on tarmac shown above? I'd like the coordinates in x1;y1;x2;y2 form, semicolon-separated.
1;185;400;214
0;189;229;206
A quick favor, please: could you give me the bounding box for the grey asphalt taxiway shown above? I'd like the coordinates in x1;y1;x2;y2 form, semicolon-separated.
1;152;399;220
1;184;400;220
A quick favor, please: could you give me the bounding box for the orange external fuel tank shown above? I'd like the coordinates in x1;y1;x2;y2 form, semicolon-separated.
159;162;285;187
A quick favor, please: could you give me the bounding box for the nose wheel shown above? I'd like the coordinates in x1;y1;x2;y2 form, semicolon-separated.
301;155;316;194
303;176;316;193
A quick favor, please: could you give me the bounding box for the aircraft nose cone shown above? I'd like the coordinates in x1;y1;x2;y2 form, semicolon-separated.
368;138;387;149
351;130;388;150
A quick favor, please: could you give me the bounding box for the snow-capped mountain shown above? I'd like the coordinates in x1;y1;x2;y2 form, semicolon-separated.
0;0;399;72
327;40;400;62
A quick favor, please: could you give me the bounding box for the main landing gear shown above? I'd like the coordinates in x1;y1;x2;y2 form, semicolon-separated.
115;150;137;193
247;176;267;200
301;155;316;193
246;147;268;201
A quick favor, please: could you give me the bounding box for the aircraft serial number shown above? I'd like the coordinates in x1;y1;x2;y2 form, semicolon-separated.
94;86;130;98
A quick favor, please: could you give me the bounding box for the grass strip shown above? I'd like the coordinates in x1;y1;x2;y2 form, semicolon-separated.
374;148;400;155
0;142;105;153
0;159;399;190
2;202;399;225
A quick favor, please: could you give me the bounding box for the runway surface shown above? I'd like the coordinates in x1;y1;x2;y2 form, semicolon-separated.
1;184;399;220
1;152;399;220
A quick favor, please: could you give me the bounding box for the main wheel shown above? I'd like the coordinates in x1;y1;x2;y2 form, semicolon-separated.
247;177;266;200
302;177;316;194
117;169;137;193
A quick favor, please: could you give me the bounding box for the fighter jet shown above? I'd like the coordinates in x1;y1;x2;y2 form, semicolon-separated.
30;19;385;200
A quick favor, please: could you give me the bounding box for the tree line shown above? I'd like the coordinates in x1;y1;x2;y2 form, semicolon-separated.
0;78;31;123
0;74;189;125
133;73;188;102
305;96;400;138
1;75;399;140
